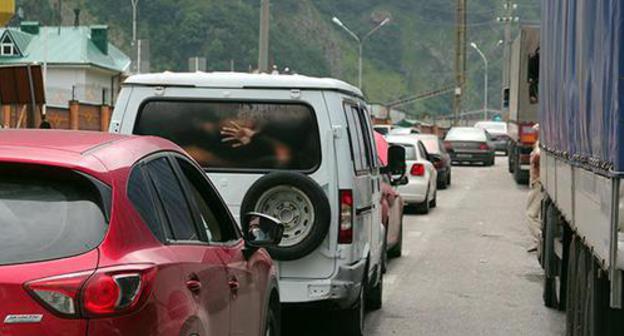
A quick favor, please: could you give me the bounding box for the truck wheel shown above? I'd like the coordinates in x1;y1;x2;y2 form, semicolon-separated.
508;145;515;173
543;204;561;309
572;244;588;335
565;236;579;334
240;172;331;261
513;154;529;185
597;270;624;336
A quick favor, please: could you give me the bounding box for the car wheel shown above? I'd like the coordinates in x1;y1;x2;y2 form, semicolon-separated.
265;298;281;336
429;189;437;208
366;272;383;311
388;219;403;258
338;274;366;336
241;172;331;261
437;173;448;190
415;193;430;215
382;230;388;273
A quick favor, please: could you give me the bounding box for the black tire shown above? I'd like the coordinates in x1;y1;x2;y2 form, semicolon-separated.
415;194;430;215
388;219;403;259
240;172;331;261
508;145;515;173
338;275;366;336
366;272;383;311
565;236;579;335
572;244;588;335
543;204;560;309
513;154;529;185
437;171;449;190
544;277;559;309
542;204;561;309
265;296;281;336
430;189;437;208
596;268;624;336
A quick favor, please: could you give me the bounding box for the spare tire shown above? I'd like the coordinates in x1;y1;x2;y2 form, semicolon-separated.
240;172;331;261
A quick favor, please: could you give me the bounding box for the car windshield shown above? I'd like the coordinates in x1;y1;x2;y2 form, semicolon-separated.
445;128;487;142
389;128;418;135
374;126;390;135
0;164;108;266
391;143;417;160
418;137;441;154
135;101;322;171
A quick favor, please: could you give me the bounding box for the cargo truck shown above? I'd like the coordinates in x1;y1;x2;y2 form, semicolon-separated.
538;1;624;334
506;26;540;185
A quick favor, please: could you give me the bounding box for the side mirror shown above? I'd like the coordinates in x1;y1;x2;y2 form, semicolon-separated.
242;212;284;248
382;145;406;176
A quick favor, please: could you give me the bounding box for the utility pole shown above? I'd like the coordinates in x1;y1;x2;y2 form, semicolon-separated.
130;0;140;73
258;0;270;73
498;1;518;113
453;0;467;125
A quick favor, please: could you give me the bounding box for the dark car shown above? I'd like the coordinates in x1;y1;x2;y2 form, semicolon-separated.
413;134;452;189
444;127;496;166
474;121;510;155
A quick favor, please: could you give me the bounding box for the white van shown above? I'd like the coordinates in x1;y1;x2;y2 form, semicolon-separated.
110;72;406;335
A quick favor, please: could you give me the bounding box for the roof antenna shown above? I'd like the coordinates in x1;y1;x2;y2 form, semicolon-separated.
73;8;80;27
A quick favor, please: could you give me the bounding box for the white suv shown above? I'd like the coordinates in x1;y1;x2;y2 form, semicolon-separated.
109;72;406;335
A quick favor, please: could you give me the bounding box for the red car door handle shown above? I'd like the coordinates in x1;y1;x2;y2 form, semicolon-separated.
186;280;202;294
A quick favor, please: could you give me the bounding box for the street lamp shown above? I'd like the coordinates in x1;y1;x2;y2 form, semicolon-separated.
470;42;489;121
332;16;391;89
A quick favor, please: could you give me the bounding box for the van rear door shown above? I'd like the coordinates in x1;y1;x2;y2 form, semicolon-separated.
118;86;338;280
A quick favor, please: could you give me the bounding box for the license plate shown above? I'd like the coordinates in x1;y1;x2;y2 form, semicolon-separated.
457;154;472;159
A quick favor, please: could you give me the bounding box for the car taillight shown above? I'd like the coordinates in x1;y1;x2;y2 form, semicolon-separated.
410;163;425;176
444;141;453;151
339;190;353;244
479;143;490;150
25;265;156;318
520;125;538;144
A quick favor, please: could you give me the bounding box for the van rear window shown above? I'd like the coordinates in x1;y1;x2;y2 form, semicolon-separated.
135;101;322;171
0;164;109;266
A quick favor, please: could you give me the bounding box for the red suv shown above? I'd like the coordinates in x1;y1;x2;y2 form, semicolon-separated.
0;130;283;336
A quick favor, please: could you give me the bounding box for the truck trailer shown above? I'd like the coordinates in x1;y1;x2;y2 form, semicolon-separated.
539;1;624;334
507;26;540;185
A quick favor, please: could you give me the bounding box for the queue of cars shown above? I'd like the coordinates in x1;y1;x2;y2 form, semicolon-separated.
0;70;507;336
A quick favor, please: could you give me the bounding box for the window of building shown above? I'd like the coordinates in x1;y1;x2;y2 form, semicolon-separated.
0;35;16;56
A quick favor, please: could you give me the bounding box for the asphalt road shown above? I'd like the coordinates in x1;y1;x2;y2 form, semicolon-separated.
284;157;565;335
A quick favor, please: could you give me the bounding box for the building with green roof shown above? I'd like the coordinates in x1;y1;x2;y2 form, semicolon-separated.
0;21;130;108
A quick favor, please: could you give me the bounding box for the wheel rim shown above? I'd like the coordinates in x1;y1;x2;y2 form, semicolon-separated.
255;185;315;247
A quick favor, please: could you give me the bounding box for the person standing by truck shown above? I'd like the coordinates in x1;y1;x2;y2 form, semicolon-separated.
526;124;541;253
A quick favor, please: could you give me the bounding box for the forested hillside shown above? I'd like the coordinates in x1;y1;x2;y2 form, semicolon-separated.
15;0;540;118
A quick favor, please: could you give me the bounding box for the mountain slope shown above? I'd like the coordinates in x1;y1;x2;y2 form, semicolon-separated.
15;0;540;118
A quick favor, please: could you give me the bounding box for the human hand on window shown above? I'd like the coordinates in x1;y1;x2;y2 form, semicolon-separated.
220;121;257;148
